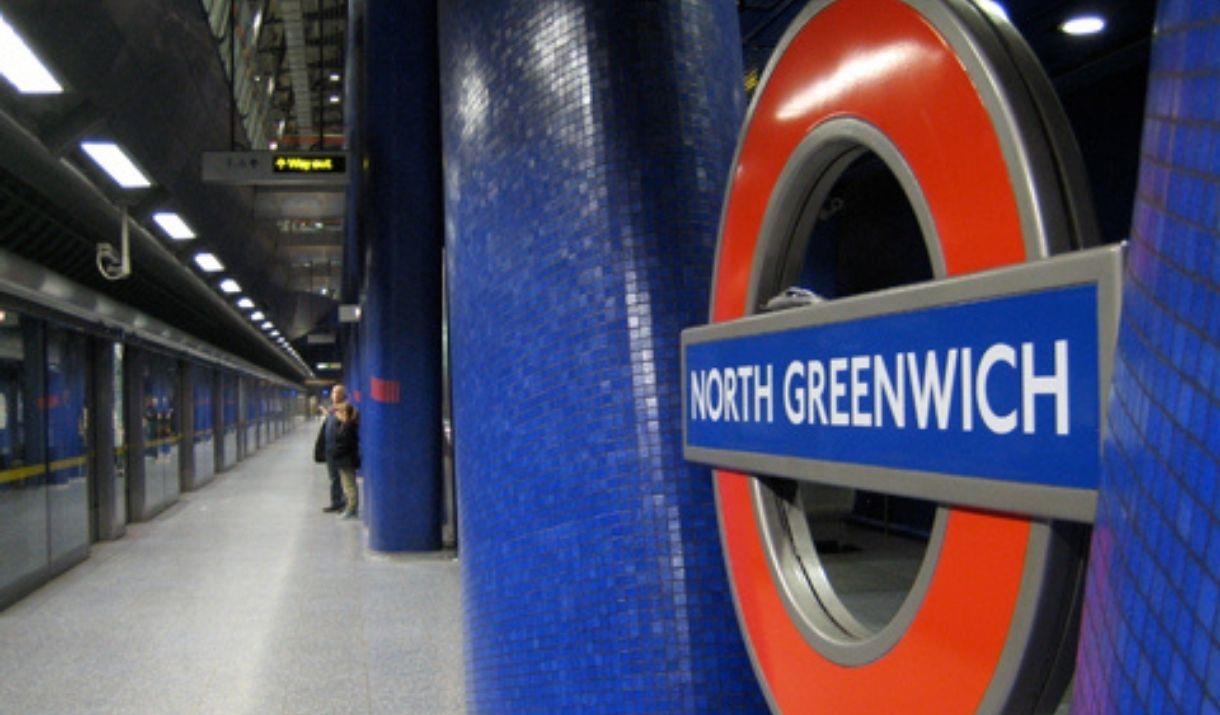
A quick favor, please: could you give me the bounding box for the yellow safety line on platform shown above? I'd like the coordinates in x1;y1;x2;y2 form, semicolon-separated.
0;464;47;485
0;453;88;485
49;455;88;471
145;436;181;449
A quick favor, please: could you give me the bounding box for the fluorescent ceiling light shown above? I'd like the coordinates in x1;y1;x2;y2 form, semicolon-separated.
152;212;195;240
0;12;62;94
250;311;266;321
1060;15;1105;35
219;279;242;294
193;253;224;273
329;73;341;82
80;141;152;188
261;321;273;330
328;94;340;104
237;297;254;309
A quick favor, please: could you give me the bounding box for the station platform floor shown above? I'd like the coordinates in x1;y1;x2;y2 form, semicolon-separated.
0;429;466;715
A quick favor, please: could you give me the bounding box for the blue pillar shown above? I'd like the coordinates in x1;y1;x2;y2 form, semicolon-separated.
441;2;765;710
342;0;365;409
360;0;444;551
1073;3;1220;713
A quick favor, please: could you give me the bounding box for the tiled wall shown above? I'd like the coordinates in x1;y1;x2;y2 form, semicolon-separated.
359;0;445;551
439;1;767;710
1074;2;1220;712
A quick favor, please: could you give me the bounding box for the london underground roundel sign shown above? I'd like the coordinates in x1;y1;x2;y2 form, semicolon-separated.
683;0;1123;711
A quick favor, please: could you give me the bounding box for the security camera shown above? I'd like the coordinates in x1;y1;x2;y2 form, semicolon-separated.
96;242;129;280
97;207;133;281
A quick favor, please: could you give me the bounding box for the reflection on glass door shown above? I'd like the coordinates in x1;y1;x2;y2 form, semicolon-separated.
45;324;89;562
113;343;126;526
140;353;180;513
0;311;48;593
223;375;237;468
193;368;214;486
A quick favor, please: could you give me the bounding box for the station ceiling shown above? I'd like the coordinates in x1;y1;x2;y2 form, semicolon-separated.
0;0;1157;382
0;0;347;381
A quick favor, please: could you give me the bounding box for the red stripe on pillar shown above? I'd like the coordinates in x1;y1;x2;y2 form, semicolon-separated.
370;377;401;404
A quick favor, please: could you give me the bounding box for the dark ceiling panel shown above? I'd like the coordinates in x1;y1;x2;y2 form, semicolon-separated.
0;0;330;345
0;0;346;375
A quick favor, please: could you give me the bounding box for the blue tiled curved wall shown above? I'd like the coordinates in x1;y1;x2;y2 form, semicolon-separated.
1074;3;1220;712
440;1;767;710
360;0;444;551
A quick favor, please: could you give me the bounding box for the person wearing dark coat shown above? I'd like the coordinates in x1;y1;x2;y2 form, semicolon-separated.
313;385;348;512
332;402;361;518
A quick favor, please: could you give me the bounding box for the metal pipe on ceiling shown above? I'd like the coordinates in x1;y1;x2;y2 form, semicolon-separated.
0;106;311;381
280;0;316;147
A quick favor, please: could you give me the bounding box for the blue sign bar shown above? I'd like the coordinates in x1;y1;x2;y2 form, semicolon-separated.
688;285;1098;484
683;247;1122;522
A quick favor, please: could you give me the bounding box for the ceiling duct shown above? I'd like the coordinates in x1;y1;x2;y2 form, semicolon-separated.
280;0;318;147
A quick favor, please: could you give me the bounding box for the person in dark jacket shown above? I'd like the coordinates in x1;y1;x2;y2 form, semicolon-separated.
332;402;361;518
314;385;348;512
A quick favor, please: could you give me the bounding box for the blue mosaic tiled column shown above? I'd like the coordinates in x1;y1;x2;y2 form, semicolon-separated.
440;2;766;710
1073;3;1220;712
341;0;363;407
360;0;444;551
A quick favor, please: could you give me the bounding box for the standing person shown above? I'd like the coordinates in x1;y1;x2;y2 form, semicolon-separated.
313;385;348;512
332;403;361;518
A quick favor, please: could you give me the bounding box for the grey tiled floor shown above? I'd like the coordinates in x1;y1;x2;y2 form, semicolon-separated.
0;428;465;715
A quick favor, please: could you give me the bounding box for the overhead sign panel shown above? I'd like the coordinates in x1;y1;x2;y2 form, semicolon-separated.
273;154;346;174
201;151;349;186
682;246;1122;522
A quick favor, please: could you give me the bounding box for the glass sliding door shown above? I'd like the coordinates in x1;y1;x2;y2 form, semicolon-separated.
193;367;215;487
0;311;47;596
45;324;90;564
112;343;126;526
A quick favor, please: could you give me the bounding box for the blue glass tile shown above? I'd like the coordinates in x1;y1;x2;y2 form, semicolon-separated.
1074;6;1220;712
440;1;764;710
